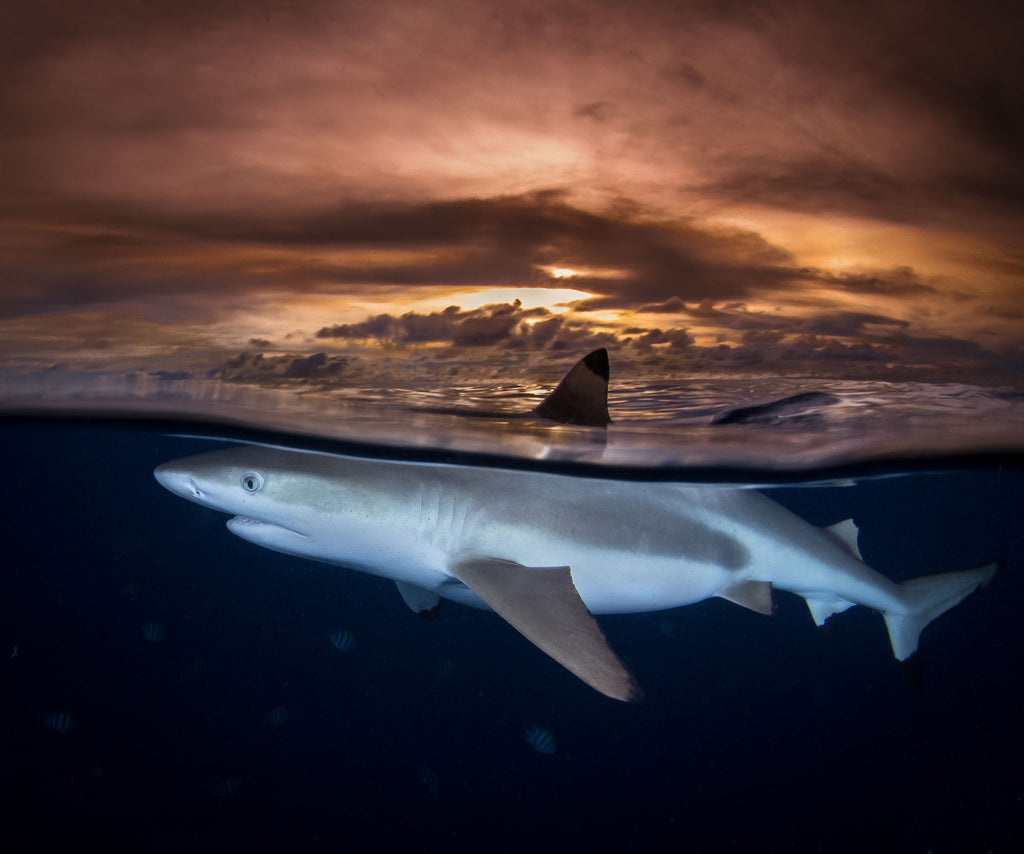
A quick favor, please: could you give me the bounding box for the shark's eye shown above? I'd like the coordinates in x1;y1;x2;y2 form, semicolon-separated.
240;471;265;493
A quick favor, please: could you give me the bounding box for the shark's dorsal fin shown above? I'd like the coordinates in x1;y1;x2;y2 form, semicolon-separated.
395;580;442;618
717;580;774;615
450;557;642;702
531;348;612;428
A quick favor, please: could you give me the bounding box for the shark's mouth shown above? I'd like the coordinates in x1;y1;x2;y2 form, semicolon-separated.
227;516;307;538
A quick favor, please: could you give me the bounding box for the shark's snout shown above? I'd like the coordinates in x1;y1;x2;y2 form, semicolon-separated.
154;464;203;500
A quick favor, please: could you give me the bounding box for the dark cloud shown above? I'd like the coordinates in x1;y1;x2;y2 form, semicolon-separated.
306;295;1000;378
692;0;1024;229
799;312;909;338
639;301;913;342
225;191;798;306
317;300;586;350
629;328;695;351
636;296;689;314
700;157;1024;231
313;298;638;357
0;192;805;318
196;302;1013;390
699;159;911;222
575;101;614;122
214;350;348;384
687;303;911;340
809;266;935;296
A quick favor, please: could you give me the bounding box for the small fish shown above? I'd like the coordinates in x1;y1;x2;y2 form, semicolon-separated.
141;621;166;643
42;712;76;734
264;706;289;725
185;659;207;678
435;658;456;681
524;724;556;755
329;629;357;652
212;775;245;799
418;764;441;802
122;582;144;600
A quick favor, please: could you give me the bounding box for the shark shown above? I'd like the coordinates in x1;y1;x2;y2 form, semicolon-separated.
154;351;997;701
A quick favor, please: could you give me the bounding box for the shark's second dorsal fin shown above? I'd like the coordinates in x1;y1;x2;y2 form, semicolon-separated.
825;518;862;559
450;557;642;702
531;348;611;428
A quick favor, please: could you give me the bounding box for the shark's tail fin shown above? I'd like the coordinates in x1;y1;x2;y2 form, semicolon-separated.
883;563;998;660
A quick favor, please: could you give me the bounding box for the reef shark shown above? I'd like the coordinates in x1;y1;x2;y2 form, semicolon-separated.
154;351;996;701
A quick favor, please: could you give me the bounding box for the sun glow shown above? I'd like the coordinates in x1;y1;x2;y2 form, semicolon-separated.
445;287;592;312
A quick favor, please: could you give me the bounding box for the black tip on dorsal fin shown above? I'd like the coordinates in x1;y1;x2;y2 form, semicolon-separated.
581;347;610;382
531;348;612;428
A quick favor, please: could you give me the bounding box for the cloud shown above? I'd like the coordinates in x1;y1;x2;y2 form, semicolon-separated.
315;299;619;352
0;0;1019;386
699;156;1024;235
699;159;911;222
575;101;615;122
0;191;806;320
304;294;1003;381
275;191;800;307
176;283;1016;391
316;302;533;348
4;0;1020;231
214;351;348;384
809;266;935;296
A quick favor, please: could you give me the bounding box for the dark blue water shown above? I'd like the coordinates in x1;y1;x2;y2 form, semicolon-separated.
2;423;1022;851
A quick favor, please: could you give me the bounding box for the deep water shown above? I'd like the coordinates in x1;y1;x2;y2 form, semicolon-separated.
2;422;1022;852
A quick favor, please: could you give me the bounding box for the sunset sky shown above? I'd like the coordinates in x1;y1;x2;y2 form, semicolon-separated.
2;0;1022;388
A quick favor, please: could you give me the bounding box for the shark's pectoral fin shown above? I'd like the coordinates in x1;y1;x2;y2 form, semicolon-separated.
717;580;774;615
450;557;642;702
395;581;442;619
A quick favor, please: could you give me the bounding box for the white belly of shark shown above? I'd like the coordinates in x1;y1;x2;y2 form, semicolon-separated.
154;445;996;702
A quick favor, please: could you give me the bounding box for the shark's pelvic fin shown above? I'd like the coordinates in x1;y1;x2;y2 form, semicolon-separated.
883;563;998;660
717;580;774;615
395;581;442;618
531;348;612;428
450;557;642;702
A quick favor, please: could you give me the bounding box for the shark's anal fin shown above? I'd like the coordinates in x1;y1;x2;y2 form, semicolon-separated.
531;348;611;428
717;580;774;615
395;581;442;619
805;596;855;627
450;557;642;702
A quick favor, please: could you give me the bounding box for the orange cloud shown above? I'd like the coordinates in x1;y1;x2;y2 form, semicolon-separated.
0;0;1019;387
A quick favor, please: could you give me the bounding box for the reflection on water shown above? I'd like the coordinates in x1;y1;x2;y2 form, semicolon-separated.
2;368;1022;472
